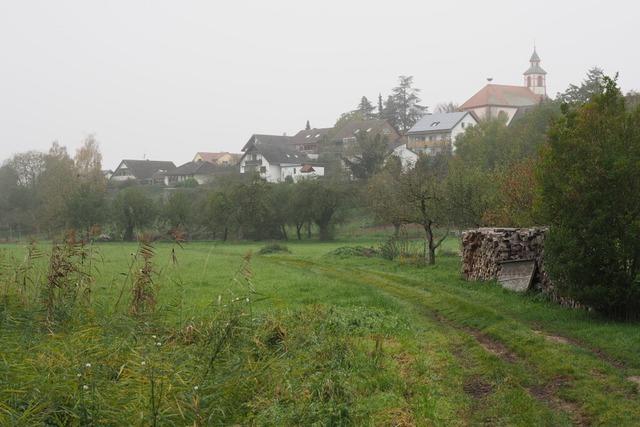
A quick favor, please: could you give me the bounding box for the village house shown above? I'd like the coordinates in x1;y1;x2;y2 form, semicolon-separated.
239;134;325;182
406;111;478;155
460;48;546;125
154;160;224;186
289;127;332;159
192;152;241;166
109;159;176;185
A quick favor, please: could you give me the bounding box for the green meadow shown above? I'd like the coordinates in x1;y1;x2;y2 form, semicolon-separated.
1;238;640;426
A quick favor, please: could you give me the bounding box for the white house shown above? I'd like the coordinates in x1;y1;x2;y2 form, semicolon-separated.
460;48;546;125
390;144;419;170
239;134;325;183
406;111;477;155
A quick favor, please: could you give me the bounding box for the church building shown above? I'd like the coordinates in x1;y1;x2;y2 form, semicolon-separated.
460;48;547;125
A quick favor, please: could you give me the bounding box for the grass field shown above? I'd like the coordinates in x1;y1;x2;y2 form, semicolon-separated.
1;237;640;425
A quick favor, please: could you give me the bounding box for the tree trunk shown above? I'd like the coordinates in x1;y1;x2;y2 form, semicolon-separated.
281;225;288;240
318;224;331;241
424;223;436;265
123;223;134;241
307;221;312;239
393;222;401;238
223;227;228;242
296;223;303;240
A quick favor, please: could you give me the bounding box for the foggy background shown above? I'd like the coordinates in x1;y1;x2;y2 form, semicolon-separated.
1;0;637;169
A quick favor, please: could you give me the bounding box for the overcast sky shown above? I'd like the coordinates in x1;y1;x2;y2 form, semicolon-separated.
1;0;638;169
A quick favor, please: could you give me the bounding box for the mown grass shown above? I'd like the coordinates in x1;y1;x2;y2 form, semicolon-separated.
1;238;639;425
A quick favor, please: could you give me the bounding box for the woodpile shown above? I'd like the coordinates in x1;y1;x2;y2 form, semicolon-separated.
461;227;552;293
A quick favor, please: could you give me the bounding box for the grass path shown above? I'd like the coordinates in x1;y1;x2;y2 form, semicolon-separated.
267;254;640;426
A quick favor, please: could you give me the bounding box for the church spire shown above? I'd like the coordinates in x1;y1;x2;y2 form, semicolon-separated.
524;46;547;97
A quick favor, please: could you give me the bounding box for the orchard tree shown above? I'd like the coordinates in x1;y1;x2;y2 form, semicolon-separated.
400;154;450;265
538;76;640;320
368;166;409;236
112;187;156;241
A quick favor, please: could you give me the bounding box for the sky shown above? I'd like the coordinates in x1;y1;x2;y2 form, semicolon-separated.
1;0;638;169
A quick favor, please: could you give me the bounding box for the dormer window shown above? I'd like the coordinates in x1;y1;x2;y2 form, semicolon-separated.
315;133;320;138
306;135;311;138
430;121;440;127
366;128;372;132
354;129;360;134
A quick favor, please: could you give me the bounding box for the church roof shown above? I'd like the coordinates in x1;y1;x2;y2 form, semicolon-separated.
460;84;542;109
530;48;541;62
524;62;547;75
524;48;546;75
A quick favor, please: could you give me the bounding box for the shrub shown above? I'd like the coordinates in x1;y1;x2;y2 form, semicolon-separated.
326;246;379;258
538;77;640;320
258;243;291;255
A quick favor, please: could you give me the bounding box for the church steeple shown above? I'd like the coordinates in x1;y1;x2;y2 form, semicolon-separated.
523;46;547;96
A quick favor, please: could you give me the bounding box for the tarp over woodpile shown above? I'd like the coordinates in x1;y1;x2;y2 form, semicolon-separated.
461;227;552;294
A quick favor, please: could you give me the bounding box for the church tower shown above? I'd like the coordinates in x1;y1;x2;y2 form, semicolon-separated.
523;47;547;96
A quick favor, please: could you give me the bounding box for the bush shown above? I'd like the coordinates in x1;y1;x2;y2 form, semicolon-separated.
538;77;640;320
326;246;379;258
258;243;291;255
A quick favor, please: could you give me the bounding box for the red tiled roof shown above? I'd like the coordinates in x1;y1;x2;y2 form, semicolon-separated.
461;84;541;109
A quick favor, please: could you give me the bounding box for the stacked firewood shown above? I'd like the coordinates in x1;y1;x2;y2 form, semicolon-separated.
461;227;551;292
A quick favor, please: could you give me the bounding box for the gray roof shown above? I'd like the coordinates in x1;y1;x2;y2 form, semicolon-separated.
332;118;399;142
116;160;176;180
407;112;470;134
529;48;540;62
242;134;310;165
290;127;332;145
524;62;547;75
161;160;219;177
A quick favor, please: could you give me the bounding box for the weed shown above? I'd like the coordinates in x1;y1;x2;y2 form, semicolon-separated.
130;236;157;316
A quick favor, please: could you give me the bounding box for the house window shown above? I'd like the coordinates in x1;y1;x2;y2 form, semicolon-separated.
537;76;543;86
293;168;296;174
527;76;531;87
260;166;266;173
461;122;465;128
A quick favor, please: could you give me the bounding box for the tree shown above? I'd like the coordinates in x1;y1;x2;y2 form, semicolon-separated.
305;120;311;131
368;167;409;236
391;75;427;133
342;132;389;180
75;134;103;182
400;155;450;264
435;102;459;113
7;151;46;189
308;179;349;241
356;96;376;119
377;93;384;119
66;182;106;238
538;76;640;320
203;190;234;241
445;158;494;228
382;95;399;130
556;67;606;105
290;180;315;240
163;190;194;232
112;187;156;241
38;143;79;233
